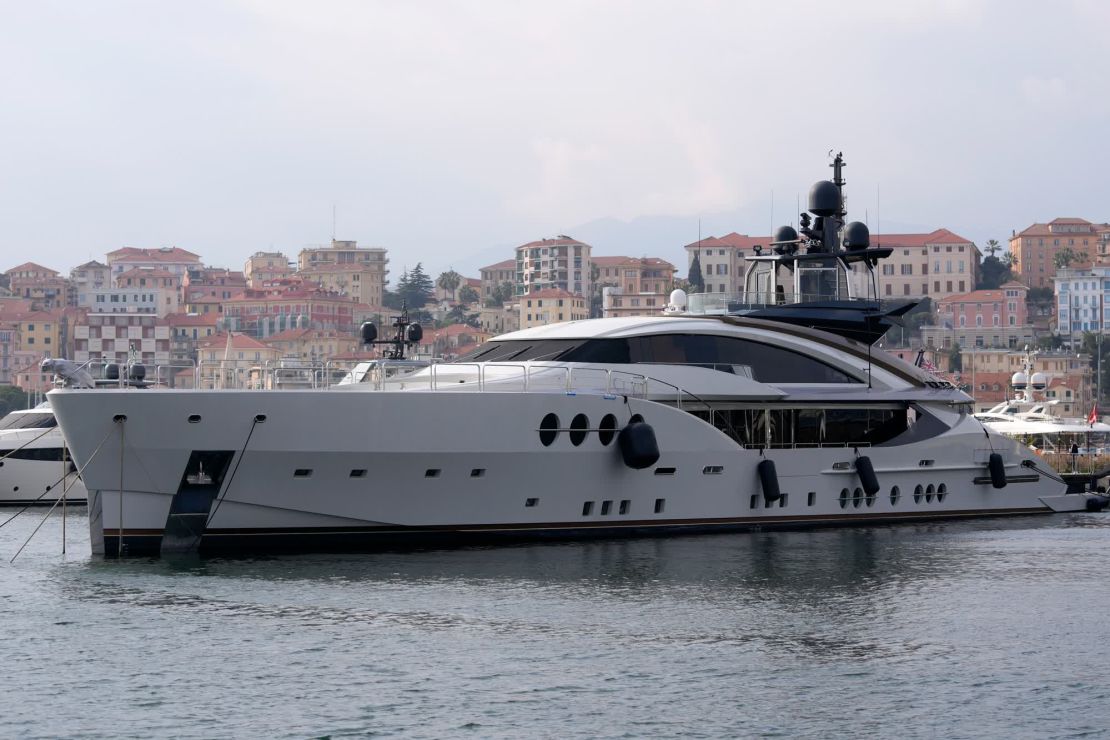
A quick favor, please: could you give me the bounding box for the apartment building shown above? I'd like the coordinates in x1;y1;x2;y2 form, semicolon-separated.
222;285;358;336
594;256;675;318
684;233;765;294
106;247;202;281
72;313;171;366
244;252;294;287
479;259;516;302
515;237;592;297
68;260;111;306
519;289;588;329
5;262;68;310
923;282;1032;349
1010;218;1110;289
297;240;388;308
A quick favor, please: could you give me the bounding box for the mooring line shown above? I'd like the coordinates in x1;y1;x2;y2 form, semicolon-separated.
0;424;57;463
205;415;264;529
10;495;65;563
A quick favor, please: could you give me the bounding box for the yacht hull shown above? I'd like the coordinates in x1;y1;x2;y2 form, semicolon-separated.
50;387;1066;557
0;430;87;506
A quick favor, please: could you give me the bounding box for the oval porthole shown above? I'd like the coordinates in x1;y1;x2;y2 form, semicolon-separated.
569;414;589;447
853;487;864;508
187;414;201;424
914;484;924;504
890;486;900;506
539;413;560;447
598;414;618;446
937;483;948;503
925;483;935;503
839;488;850;509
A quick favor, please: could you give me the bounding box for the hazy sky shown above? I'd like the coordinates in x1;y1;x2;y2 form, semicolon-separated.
2;0;1107;280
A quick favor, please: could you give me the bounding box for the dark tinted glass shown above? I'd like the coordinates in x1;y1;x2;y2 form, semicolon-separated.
0;413;57;430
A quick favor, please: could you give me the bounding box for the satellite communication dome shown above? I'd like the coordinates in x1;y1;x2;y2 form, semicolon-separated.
772;225;798;243
1011;371;1029;390
808;180;841;217
669;289;687;309
843;221;870;250
1030;372;1047;390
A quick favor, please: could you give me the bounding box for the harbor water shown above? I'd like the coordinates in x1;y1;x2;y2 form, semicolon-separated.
2;510;1110;738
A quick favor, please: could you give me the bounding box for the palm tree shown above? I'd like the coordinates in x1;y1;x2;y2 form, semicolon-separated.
984;239;1001;258
436;270;462;302
1002;252;1019;268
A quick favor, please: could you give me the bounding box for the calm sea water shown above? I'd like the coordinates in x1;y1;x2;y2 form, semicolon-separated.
2;510;1110;739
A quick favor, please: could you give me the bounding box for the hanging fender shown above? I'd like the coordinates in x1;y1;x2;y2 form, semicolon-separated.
988;453;1007;489
618;420;660;470
855;455;880;496
757;459;782;503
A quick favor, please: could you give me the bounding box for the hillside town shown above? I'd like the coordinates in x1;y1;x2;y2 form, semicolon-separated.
2;216;1109;413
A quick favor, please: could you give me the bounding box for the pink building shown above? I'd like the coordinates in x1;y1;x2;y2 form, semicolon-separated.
924;281;1033;349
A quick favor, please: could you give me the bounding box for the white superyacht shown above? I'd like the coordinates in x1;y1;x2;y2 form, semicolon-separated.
49;156;1072;557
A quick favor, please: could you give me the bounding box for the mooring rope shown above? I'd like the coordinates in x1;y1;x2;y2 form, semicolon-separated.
204;415;265;529
0;424;58;463
5;423;117;561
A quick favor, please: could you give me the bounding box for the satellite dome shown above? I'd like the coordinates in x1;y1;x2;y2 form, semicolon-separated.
1030;372;1047;390
843;221;870;250
1011;371;1029;390
772;225;798;244
668;288;687;309
808;180;841;217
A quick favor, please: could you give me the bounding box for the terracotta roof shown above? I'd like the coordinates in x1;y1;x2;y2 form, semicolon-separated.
5;262;60;276
107;247;201;262
198;332;273;351
164;312;220;327
871;228;974;247
263;328;349;342
592;255;675;269
1013;219;1110;238
516;236;592;250
74;260;108;270
939;289;1008;304
480;259;516;272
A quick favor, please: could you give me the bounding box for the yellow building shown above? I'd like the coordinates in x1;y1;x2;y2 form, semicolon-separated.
297;240;389;308
519;289;588;329
1009;218;1110;289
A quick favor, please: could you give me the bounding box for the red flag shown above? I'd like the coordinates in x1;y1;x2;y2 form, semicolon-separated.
1089;405;1098;426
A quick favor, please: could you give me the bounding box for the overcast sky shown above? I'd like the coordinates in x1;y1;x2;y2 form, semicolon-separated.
1;0;1107;280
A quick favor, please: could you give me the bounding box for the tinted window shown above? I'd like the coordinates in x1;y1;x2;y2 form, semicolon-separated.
0;412;57;430
451;333;858;383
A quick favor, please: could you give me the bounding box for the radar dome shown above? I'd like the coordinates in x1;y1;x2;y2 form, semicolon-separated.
772;225;798;243
808;180;841;217
1030;372;1047;390
668;288;687;310
1011;371;1029;390
843;221;870;250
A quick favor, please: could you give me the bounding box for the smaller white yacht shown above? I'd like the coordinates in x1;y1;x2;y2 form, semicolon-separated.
0;402;86;505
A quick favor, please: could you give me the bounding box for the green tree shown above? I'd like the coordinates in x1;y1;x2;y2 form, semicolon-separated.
458;285;480;305
984;239;1002;258
436;269;462;302
1002;251;1019;268
1053;247;1081;270
0;385;29;417
1036;333;1064;351
977;255;1012;290
688;253;705;293
487;280;515;307
398;263;434;308
946;343;963;373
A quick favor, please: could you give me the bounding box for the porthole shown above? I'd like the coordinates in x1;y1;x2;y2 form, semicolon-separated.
569;414;589;446
750;494;760;509
654;467;676;476
601;500;612;515
425;469;441;478
619;499;630;515
853;487;864;508
654;498;665;513
525;498;538;507
890;486;901;506
349;469;367;478
778;493;788;508
470;468;486;478
598;414;618;446
187;414;201;424
865;488;877;507
839;488;850;509
294;469;312;478
702;465;724;475
913;484;924;504
937;483;948;502
539;413;559;447
582;501;594;516
807;491;816;507
925;483;935;503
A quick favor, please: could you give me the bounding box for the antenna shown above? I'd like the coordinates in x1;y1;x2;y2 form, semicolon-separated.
876;184;881;246
332;204;337;240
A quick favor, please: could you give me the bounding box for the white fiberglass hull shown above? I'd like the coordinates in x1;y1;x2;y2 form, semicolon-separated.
50;386;1065;557
0;428;87;506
